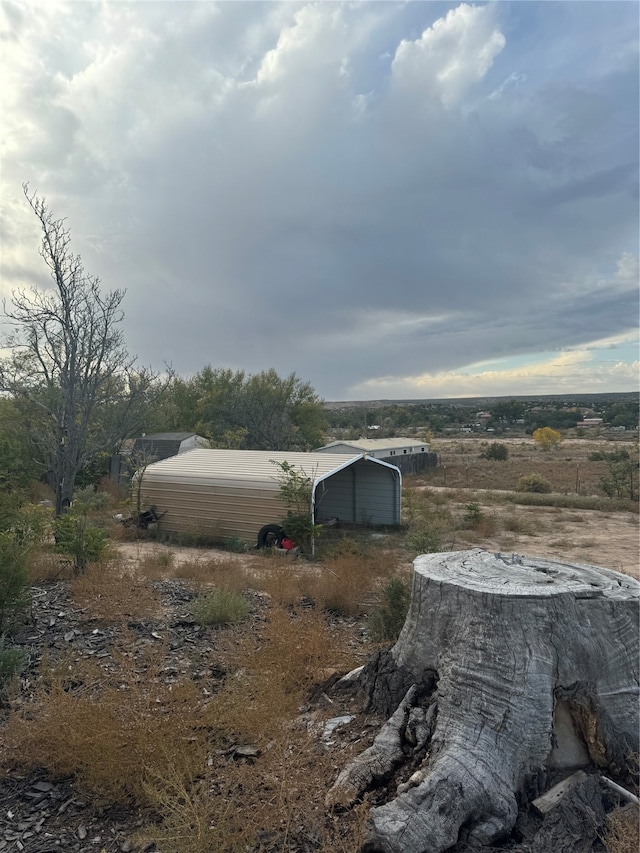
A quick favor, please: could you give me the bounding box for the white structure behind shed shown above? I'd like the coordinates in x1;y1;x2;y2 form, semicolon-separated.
316;438;429;458
316;438;438;476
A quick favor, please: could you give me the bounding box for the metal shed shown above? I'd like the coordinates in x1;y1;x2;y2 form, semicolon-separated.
316;438;438;476
137;449;401;544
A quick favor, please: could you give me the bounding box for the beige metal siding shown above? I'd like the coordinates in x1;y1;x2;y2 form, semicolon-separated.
139;479;287;541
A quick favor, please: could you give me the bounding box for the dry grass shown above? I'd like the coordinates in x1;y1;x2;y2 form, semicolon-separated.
141;729;371;853
2;595;369;853
3;645;221;808
256;539;398;616
26;551;73;583
602;805;640;853
304;550;384;615
257;558;306;606
175;556;253;591
70;559;161;623
419;437;639;508
219;603;356;741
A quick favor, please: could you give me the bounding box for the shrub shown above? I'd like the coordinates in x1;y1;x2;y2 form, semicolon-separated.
463;502;484;528
11;503;54;548
0;532;29;632
0;635;27;695
533;427;563;451
223;536;247;553
482;442;508;461
54;512;107;573
192;588;250;627
518;473;552;494
408;526;443;555
73;486;111;512
271;460;321;556
369;577;411;642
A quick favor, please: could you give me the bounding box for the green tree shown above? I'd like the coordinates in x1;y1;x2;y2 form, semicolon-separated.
598;449;638;500
0;186;168;514
169;366;327;451
532;427;563;451
603;401;639;430
490;400;525;424
0;398;42;495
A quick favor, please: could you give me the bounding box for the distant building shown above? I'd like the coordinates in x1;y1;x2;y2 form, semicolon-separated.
110;432;210;486
579;418;605;429
315;437;437;475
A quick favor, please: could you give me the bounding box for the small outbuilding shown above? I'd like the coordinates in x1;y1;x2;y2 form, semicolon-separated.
316;438;437;476
136;449;401;544
111;432;210;487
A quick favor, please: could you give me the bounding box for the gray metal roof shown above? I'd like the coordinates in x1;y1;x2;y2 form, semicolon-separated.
317;438;426;452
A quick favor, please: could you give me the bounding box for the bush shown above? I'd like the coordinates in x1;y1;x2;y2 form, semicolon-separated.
408;526;443;555
0;635;27;695
463;502;484;528
192;588;250;627
73;486;111;512
518;473;552;494
12;503;54;548
224;536;247;553
369;577;410;642
482;442;508;461
533;427;563;451
54;512;107;574
0;532;29;632
272;461;321;556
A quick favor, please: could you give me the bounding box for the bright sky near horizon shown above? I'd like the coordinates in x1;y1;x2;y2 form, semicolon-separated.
1;1;638;401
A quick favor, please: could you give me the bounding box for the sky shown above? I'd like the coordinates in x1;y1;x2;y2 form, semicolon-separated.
1;0;638;401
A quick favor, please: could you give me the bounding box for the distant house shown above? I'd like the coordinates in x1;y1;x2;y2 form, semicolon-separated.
579;418;605;429
110;432;210;486
315;438;437;475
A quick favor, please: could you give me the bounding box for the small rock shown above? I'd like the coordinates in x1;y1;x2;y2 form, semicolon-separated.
77;825;87;840
31;781;55;792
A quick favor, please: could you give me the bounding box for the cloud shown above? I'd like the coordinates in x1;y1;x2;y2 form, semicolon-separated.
351;337;640;400
391;3;506;106
1;2;638;399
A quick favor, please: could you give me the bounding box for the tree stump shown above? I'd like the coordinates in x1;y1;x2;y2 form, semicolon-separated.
326;549;640;853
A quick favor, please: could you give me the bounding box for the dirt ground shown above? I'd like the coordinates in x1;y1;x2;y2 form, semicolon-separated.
116;500;639;583
412;436;639;579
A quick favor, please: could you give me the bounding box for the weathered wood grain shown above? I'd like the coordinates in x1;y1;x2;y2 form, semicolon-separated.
326;549;640;853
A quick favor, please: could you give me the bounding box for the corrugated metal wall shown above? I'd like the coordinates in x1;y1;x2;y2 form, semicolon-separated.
139;478;288;542
314;459;400;525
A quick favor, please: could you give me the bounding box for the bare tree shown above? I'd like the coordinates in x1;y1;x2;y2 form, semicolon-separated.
0;185;167;514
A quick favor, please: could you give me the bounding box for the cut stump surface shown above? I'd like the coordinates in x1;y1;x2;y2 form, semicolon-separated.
326;549;640;853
